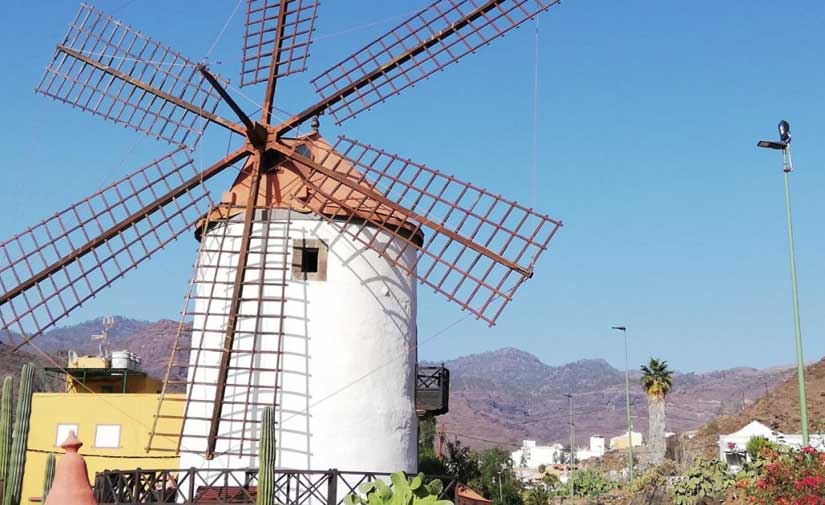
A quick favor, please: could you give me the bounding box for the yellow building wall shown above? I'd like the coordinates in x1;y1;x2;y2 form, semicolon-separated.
22;393;184;504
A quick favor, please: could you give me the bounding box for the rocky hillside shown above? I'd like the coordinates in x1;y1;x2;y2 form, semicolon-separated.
685;357;825;459
434;348;792;449
3;317;798;449
10;316;182;378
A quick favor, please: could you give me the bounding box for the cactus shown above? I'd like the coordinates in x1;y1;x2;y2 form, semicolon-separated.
3;364;34;505
41;453;55;501
257;407;276;505
0;377;12;490
345;472;452;505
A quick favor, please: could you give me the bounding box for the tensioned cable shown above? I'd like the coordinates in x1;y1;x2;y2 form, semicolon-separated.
530;17;540;209
204;0;245;60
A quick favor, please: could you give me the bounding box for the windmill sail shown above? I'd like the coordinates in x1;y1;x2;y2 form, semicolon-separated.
310;0;561;124
241;0;320;87
0;147;250;348
36;3;238;147
277;136;562;325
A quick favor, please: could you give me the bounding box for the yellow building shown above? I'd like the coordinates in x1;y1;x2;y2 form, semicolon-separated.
21;359;183;504
608;430;644;450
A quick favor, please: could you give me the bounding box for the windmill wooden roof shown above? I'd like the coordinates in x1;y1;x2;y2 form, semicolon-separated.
196;133;419;239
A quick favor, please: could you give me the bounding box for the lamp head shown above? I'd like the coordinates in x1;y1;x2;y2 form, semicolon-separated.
778;120;791;144
757;140;787;151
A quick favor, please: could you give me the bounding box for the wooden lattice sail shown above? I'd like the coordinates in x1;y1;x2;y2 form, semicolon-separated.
5;0;565;460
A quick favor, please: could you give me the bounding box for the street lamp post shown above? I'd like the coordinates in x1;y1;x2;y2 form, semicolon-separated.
563;393;574;497
612;326;634;480
757;120;809;446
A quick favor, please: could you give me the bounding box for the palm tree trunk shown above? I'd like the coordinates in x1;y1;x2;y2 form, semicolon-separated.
648;395;666;465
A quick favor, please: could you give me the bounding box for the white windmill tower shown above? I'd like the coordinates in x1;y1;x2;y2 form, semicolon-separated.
3;0;564;477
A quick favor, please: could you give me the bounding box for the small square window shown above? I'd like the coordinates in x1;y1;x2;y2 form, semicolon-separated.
292;239;327;281
94;424;121;448
101;385;114;394
55;424;79;446
301;248;319;273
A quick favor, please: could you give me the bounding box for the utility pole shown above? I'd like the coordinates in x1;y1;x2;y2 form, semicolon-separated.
437;421;446;458
564;393;574;497
757;121;809;445
612;326;634;480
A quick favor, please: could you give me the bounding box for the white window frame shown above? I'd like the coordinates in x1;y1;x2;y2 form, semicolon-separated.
55;423;79;446
94;424;121;449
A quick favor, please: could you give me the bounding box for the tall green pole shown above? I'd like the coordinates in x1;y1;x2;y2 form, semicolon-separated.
623;329;634;481
782;145;809;446
564;394;574;497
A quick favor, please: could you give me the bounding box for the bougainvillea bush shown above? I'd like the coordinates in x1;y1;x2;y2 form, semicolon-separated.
742;446;825;505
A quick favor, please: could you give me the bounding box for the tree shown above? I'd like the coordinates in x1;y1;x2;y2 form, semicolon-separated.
443;439;480;484
468;448;523;505
523;486;551;505
640;358;673;465
541;473;560;491
418;418;448;475
745;436;777;461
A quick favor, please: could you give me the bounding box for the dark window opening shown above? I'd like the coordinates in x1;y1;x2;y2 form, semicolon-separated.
292;238;327;281
301;248;319;273
101;385;114;394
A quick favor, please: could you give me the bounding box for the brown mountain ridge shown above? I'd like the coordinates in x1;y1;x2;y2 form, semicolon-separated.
2;317;799;450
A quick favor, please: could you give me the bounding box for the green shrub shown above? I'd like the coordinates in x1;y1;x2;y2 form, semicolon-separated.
745;436;777;461
557;469;616;497
627;460;678;495
671;458;733;505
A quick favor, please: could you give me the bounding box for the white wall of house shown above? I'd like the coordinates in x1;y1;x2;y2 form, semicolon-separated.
718;420;825;473
576;435;606;461
511;440;564;469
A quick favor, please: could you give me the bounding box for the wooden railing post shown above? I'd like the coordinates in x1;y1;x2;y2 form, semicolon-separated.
188;467;196;502
326;469;338;505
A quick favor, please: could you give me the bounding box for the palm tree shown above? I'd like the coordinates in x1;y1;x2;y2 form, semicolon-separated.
640;358;673;465
524;486;551;505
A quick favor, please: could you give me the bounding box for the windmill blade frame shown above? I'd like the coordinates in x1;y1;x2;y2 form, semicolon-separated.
272;138;562;325
307;0;561;125
36;3;245;147
242;0;321;124
0;146;251;350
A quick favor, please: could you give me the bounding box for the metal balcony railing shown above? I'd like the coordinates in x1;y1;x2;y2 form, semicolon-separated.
93;467;457;505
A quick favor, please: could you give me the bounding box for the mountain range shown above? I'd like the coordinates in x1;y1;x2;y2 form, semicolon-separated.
1;317;795;448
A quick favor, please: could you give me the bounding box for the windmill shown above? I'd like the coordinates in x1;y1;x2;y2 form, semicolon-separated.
1;0;564;470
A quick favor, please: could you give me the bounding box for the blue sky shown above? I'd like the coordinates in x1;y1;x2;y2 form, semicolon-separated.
1;1;824;372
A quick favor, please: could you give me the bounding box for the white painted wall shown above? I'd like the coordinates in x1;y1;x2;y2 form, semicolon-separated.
178;211;418;474
718;420;825;472
511;441;564;469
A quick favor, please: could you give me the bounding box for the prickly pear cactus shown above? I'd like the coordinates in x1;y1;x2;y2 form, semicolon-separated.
345;472;452;505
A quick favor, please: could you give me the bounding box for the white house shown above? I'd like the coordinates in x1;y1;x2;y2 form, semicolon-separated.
719;420;825;473
511;440;564;469
576;435;606;461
